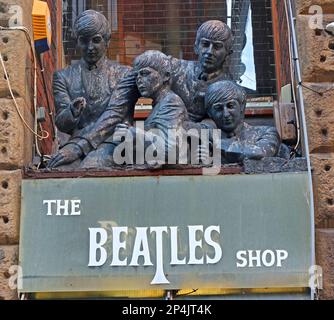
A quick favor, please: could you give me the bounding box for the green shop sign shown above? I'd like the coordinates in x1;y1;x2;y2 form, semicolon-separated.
20;172;311;293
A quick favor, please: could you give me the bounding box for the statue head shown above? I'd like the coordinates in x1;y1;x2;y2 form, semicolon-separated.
194;20;233;75
133;50;171;99
205;80;247;133
73;10;111;66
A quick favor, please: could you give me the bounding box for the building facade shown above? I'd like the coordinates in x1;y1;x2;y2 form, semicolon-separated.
0;0;333;299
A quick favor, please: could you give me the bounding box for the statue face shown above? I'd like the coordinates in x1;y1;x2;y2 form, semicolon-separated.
208;99;242;133
136;67;164;98
197;37;229;74
78;33;107;65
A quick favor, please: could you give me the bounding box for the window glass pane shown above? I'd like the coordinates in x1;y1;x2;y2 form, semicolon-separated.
62;0;277;98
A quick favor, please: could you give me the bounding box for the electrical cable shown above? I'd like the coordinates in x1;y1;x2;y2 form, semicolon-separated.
37;53;56;140
0;52;49;141
0;25;52;158
284;0;301;154
176;289;199;297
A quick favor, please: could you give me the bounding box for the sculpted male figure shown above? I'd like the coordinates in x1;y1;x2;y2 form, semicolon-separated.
48;20;233;168
204;81;281;163
111;50;188;166
51;10;130;167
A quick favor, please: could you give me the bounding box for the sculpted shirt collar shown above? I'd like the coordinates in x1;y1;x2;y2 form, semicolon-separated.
221;122;246;139
194;62;225;82
81;56;107;71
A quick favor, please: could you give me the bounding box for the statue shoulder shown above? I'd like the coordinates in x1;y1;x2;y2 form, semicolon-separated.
170;57;194;74
162;91;186;108
261;125;280;136
246;124;280;141
106;60;131;76
53;62;80;81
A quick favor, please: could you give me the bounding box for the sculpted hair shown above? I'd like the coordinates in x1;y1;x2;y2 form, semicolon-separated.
73;10;111;41
205;81;247;112
133;50;171;75
195;20;233;53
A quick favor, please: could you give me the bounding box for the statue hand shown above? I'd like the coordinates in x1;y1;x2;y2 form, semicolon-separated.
71;97;87;117
224;150;244;163
47;144;83;168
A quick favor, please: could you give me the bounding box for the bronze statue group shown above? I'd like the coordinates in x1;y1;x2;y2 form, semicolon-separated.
47;10;283;170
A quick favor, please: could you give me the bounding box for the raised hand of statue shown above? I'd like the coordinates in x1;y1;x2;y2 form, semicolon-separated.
70;97;87;118
47;144;83;168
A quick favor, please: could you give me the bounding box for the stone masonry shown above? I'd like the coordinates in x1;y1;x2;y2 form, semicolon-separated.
296;0;334;299
0;0;333;300
0;0;34;300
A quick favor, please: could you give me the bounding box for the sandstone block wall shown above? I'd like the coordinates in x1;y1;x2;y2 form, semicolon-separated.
0;170;21;244
296;1;334;299
316;229;334;299
0;98;33;169
0;0;34;300
0;245;19;300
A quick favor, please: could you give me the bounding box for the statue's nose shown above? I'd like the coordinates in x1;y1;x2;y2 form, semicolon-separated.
206;43;214;55
88;41;94;51
223;108;230;118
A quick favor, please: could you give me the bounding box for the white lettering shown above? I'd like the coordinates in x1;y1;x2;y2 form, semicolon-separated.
144;129;166;166
43;200;57;215
308;5;323;30
150;226;169;284
56;200;69;216
309;265;323;290
86;224;224;285
188;226;204;265
122;304;156;317
170;227;186;265
276;250;289;267
43;199;81;216
262;249;276;267
110;227;128;266
8;5;23;27
236;250;248;268
129;227;153;266
236;249;289;268
204;226;222;264
88;228;108;266
71;200;81;215
248;250;262;267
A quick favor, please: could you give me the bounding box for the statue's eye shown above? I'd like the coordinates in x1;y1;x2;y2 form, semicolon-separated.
227;103;235;109
214;43;224;50
93;36;102;44
201;40;210;47
78;36;88;44
140;70;150;77
213;104;222;111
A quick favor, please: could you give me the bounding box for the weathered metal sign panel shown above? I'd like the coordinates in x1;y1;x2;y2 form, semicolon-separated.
20;172;311;293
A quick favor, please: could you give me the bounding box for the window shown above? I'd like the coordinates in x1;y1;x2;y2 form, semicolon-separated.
62;0;277;98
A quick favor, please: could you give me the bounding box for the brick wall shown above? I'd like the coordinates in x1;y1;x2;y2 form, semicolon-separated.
273;0;291;89
36;0;59;155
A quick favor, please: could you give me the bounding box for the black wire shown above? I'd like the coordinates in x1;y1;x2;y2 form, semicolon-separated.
299;82;324;96
176;289;199;297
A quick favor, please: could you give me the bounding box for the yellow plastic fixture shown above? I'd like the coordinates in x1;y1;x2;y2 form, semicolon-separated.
32;0;52;54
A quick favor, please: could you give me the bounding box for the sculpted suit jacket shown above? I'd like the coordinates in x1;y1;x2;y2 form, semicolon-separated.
72;58;230;156
53;57;130;139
